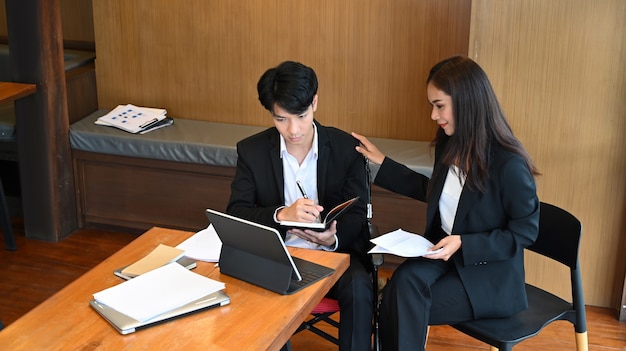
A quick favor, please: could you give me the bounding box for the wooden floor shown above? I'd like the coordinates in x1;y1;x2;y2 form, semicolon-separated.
1;217;625;350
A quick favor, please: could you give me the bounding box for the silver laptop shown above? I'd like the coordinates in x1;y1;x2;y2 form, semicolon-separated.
205;208;335;295
90;290;230;335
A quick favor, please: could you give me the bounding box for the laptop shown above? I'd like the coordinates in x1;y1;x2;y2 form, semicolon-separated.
89;290;230;335
205;208;335;295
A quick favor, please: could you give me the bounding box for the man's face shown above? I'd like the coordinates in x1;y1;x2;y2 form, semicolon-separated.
271;95;317;148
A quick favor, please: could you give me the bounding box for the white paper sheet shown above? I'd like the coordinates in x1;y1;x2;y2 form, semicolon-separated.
93;262;225;322
368;229;441;257
175;224;222;262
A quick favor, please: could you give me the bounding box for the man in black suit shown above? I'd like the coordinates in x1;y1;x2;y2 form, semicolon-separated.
227;61;373;351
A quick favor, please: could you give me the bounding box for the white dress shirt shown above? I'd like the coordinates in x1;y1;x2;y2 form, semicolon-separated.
275;124;335;250
439;165;466;235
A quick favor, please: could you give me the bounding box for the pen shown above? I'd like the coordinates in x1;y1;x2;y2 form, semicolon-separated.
296;180;309;199
139;118;158;128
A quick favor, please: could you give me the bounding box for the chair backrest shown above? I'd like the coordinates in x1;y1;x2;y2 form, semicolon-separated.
528;202;582;270
450;202;588;348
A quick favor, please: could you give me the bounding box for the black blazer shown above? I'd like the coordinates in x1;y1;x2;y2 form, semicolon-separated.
227;120;370;261
375;140;539;319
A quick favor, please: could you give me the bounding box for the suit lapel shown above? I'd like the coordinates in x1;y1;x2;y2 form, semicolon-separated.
268;130;285;204
451;179;480;234
427;167;446;231
427;164;479;235
316;122;329;205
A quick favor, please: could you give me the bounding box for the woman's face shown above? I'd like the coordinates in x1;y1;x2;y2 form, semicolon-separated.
427;83;455;136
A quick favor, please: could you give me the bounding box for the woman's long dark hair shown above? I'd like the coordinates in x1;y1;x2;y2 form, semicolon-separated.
427;56;539;193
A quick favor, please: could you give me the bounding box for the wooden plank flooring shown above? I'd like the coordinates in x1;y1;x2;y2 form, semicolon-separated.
1;218;625;350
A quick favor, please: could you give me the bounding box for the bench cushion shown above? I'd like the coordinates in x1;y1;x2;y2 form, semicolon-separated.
70;110;265;168
69;109;433;177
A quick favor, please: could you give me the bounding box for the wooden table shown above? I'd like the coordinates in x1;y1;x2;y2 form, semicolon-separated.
0;81;36;104
0;227;349;350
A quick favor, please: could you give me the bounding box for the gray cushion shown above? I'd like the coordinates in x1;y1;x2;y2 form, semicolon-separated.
70;109;433;177
70;110;265;167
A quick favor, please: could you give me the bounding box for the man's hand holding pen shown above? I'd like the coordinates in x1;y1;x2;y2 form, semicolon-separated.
275;180;336;247
276;179;322;223
276;198;336;246
292;180;322;223
277;198;322;223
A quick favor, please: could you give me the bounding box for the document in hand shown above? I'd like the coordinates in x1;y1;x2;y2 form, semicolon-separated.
368;229;442;257
93;262;225;322
279;196;360;232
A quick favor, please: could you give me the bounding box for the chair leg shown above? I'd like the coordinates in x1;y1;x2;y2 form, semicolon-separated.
280;340;292;351
372;264;381;351
297;312;340;345
576;331;589;351
373;312;380;351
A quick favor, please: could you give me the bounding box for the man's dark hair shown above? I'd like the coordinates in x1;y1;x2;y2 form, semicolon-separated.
257;61;318;115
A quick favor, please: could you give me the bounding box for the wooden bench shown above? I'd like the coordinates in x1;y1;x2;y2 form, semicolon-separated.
70;110;432;236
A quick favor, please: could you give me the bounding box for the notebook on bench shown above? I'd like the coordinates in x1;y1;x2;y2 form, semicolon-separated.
205;209;335;295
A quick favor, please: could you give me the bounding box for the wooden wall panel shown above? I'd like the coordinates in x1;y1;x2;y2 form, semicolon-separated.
470;0;626;308
0;0;94;44
92;0;471;141
58;0;95;45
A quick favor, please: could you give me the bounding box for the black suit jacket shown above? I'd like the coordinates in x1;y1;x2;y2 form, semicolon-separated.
227;120;370;261
375;140;539;318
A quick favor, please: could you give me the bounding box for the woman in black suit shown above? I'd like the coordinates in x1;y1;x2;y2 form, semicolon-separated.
352;56;540;351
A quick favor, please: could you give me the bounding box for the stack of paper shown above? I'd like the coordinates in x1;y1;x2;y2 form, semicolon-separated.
94;262;226;322
95;104;173;134
120;244;185;278
368;229;442;257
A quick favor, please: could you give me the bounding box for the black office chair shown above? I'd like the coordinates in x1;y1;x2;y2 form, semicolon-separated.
293;157;383;349
449;202;588;351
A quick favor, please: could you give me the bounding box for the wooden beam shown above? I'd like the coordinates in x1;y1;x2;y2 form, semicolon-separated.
4;0;77;241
